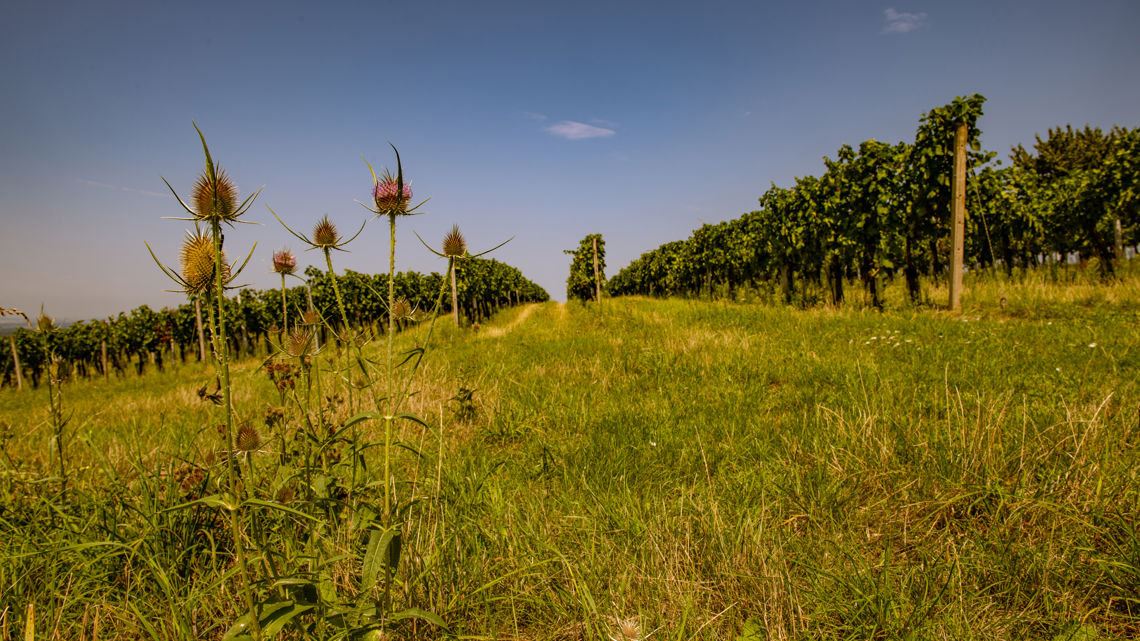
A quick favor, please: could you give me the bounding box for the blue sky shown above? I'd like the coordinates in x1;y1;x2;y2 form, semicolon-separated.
2;0;1138;320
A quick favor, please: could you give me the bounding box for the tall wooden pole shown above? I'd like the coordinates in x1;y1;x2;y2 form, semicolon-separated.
9;335;22;390
592;236;601;304
949;121;967;311
1115;218;1124;261
101;339;108;378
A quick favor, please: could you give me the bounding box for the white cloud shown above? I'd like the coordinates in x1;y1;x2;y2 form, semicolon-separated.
882;8;927;34
545;121;616;140
523;111;548;121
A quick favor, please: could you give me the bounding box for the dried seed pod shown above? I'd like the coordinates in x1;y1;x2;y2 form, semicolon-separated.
236;422;262;452
391;298;413;321
285;327;315;357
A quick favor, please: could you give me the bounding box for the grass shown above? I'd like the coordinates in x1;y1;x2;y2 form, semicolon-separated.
1;270;1139;640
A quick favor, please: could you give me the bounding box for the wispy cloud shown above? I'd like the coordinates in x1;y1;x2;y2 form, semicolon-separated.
545;120;616;140
523;111;548;121
882;8;927;34
79;178;165;198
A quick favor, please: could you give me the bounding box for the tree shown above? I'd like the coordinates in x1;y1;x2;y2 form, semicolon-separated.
564;234;606;302
1014;125;1140;276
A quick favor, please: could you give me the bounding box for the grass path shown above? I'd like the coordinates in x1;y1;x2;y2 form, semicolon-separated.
479;302;541;338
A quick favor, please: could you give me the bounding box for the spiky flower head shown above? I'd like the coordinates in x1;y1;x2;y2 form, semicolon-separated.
236;422;262;452
192;167;238;224
301;309;321;326
312;216;340;248
180;232;230;296
442;225;467;258
272;248;297;275
36;308;55;333
372;171;413;216
285;327;315;357
391;298;413;321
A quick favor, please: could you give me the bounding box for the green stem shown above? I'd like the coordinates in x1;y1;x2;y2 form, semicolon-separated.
385;213;396;519
280;273;288;338
211;220;260;640
324;248;351;337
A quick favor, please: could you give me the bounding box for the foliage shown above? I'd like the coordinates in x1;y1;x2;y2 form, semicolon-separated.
609;95;1140;302
564;233;606;302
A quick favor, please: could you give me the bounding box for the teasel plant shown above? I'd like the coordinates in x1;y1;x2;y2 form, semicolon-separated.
266;209;375;500
417;224;514;329
267;209;366;337
271;248;298;336
148;124;264;639
30;307;72;500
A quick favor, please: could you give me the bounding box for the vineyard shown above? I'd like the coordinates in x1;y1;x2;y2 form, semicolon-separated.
2;258;548;390
607;95;1140;306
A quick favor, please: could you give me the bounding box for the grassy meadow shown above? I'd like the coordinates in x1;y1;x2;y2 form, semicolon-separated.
1;271;1139;640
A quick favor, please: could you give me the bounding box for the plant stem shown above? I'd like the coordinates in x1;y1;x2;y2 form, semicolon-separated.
211;220;260;640
280;273;288;338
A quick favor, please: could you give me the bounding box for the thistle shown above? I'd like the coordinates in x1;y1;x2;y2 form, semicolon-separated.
284;327;316;358
415;224;513;328
161;123;261;227
193;166;239;224
372;174;414;216
442;225;467;258
181;231;231;296
312;216;340;248
391;298;413;321
236;422;262;452
36;308;56;333
272;248;296;335
272;248;297;275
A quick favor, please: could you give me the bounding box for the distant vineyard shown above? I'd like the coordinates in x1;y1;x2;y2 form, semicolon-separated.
2;257;547;389
608;95;1140;306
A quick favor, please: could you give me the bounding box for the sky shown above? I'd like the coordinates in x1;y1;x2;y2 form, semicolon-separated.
1;0;1138;322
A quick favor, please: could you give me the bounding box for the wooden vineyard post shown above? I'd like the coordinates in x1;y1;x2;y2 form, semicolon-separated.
592;236;601;304
194;298;207;361
9;335;22;390
949;121;967;311
1115;218;1124;261
101;340;108;378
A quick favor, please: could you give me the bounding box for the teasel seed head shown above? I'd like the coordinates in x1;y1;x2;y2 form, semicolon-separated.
285;327;315;357
36;309;56;333
301;309;321;327
442;224;467;258
236;422;262;452
275;485;295;504
179;231;230;296
192;167;238;224
391;298;413;321
272;248;297;275
372;175;412;215
312;215;340;248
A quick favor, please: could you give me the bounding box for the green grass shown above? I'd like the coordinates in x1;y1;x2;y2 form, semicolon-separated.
2;273;1139;640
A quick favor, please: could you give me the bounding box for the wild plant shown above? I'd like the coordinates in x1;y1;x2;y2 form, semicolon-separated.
150;124;264;638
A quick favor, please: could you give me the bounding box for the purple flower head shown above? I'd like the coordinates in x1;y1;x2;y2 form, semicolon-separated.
373;179;413;214
272;248;297;275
